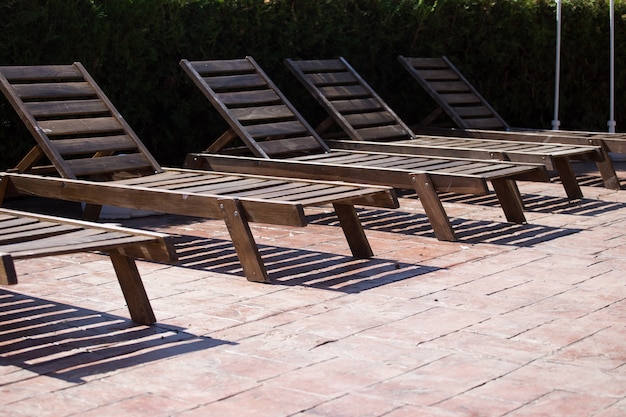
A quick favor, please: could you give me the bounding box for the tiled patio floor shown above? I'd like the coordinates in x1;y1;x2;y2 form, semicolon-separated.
1;161;625;416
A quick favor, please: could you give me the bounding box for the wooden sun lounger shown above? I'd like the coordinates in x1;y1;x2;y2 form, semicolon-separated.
397;55;622;189
0;207;176;324
180;57;550;243
0;63;399;283
284;57;609;200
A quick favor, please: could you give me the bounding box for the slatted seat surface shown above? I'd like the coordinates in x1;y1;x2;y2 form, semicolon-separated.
181;57;551;242
0;208;176;324
290;150;535;180
285;57;610;199
115;169;394;209
397;55;623;189
0;63;399;283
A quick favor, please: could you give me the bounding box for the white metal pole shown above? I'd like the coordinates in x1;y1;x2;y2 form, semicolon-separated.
608;0;616;133
552;0;562;130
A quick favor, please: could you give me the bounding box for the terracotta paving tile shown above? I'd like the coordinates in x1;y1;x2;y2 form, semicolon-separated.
462;376;552;405
265;356;408;397
507;360;626;398
504;390;617;417
360;353;520;406
1;390;98;417
548;325;626;370
511;317;611;351
77;393;192;417
593;398;626;417
1;162;625;416
214;327;339;366
465;310;556;339
296;392;400;416
421;331;549;364
435;391;524;416
360;305;492;342
382;404;470;417
308;334;452;370
175;385;325;417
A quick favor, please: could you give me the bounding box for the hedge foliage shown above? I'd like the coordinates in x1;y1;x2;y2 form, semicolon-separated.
1;0;624;168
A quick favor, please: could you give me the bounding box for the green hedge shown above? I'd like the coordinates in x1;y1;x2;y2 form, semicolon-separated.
1;0;624;168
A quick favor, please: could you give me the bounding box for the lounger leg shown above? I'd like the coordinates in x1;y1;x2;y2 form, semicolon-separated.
83;203;103;221
595;144;621;190
410;173;457;241
553;157;583;199
219;198;269;283
109;253;156;325
332;203;373;258
490;179;526;224
0;253;18;285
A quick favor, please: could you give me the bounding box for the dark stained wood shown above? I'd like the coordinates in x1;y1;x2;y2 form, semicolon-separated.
286;56;611;198
398;56;509;130
0;208;176;324
37;116;123;137
26;99;109;118
218;198;267;283
180;58;331;159
181;57;560;242
0;65;82;81
0;63;399;283
333;203;373;258
399;55;622;189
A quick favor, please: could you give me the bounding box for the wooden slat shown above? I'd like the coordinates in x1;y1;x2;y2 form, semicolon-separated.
414;69;458;80
290;59;345;72
256;137;324;155
0;65;82;82
454;106;495;117
218;89;281;106
64;153;154;177
402;57;447;68
429;81;471;93
353;125;411;141
116;170;231;187
25;99;109;118
37;116;123;136
305;72;358;86
204;73;267;91
343;112;398;127
319;85;369;100
172;177;283;195
441;93;482;105
229;105;295;123
13;82;96;100
244;120;309;138
51;135;138;155
332;98;383;113
189;59;254;75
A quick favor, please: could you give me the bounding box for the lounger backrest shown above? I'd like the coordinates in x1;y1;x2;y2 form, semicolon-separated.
0;63;162;179
285;57;414;142
397;56;510;130
180;57;329;158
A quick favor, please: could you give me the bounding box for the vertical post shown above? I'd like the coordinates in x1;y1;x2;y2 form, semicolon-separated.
552;0;562;131
608;0;616;133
